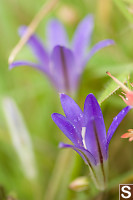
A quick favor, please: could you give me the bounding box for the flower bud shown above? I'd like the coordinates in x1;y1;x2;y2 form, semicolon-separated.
69;176;89;192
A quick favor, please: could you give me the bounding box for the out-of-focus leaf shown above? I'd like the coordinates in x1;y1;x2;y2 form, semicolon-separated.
113;0;133;23
44;150;74;200
89;63;133;78
2;97;37;180
123;0;133;3
108;170;133;190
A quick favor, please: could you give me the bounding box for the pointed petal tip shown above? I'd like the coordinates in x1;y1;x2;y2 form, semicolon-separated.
125;105;133;112
87;93;95;97
85;14;94;21
51;113;57;121
59;142;64;148
18;25;27;36
9;64;13;70
47;18;63;30
78;14;94;28
46;19;68;50
9;62;20;70
108;39;115;45
60;93;70;102
85;93;96;101
102;39;115;47
51;113;65;124
103;39;115;46
59;93;65;98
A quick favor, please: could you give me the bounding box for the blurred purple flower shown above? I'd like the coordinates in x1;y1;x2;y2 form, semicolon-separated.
10;15;114;94
52;93;131;190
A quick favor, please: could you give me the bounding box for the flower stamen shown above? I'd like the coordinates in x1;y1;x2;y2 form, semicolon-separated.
81;127;87;149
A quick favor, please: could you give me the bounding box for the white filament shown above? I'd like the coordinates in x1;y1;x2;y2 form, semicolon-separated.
81;127;87;149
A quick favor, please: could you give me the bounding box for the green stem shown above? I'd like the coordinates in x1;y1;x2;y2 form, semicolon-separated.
113;0;133;23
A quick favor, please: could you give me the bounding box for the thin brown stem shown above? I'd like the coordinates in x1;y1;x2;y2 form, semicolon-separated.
8;0;59;64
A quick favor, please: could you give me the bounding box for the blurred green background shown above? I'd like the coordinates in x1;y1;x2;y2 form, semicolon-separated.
0;0;133;199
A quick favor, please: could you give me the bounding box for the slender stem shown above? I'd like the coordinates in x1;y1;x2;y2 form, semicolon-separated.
8;0;59;64
44;149;74;200
106;71;130;93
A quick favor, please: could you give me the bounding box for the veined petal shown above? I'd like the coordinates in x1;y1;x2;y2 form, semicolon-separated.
52;113;82;146
82;39;115;68
84;94;107;163
9;61;49;75
59;142;96;166
60;94;84;133
19;26;49;67
50;46;77;93
85;120;107;164
106;106;132;149
84;94;105;127
46;19;68;50
72;15;94;63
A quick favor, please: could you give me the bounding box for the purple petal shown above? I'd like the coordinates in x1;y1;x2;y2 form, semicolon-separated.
82;39;115;68
106;106;132;149
19;26;49;68
52;113;82;146
60;94;84;141
59;142;96;166
9;61;49;75
50;46;77;93
72;15;94;64
84;94;107;163
46;19;68;50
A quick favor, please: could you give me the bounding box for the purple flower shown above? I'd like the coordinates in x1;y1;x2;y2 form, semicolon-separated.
52;93;131;190
9;15;114;94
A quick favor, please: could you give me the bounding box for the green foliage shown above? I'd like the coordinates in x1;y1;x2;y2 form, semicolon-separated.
0;0;133;199
98;72;128;104
113;0;133;23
